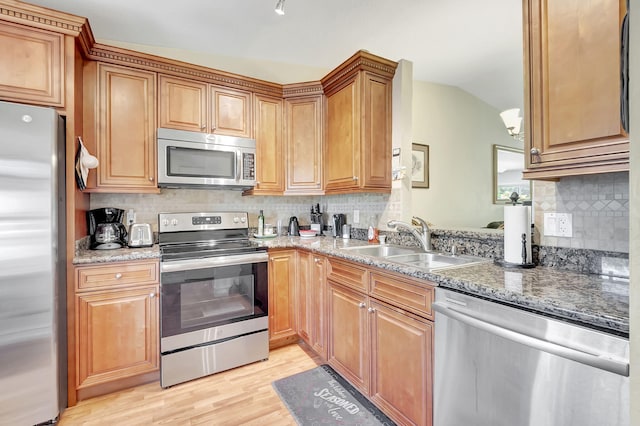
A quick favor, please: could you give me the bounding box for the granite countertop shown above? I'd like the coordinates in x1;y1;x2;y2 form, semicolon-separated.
73;235;629;336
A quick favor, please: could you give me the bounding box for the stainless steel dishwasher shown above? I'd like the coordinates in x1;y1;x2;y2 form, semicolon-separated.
433;288;629;426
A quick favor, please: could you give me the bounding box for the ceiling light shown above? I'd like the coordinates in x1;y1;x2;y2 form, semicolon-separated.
275;0;285;15
500;108;524;141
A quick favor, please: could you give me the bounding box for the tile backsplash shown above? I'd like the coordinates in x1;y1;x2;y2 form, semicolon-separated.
533;172;629;253
90;190;397;233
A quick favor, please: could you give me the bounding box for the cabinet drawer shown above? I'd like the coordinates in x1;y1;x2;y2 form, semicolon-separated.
369;271;434;319
76;261;159;291
327;258;367;292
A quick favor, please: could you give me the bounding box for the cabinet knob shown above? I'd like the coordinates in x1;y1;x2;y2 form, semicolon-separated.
149;292;156;298
530;148;540;155
149;176;154;181
201;125;206;130
353;176;359;181
115;273;122;279
358;302;366;308
367;307;376;313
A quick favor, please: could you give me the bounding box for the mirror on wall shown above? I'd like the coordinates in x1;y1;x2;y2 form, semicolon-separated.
493;145;531;203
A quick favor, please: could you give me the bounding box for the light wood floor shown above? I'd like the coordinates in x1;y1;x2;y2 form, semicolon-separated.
59;343;322;425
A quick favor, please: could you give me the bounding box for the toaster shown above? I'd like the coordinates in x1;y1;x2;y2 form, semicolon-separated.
127;223;153;248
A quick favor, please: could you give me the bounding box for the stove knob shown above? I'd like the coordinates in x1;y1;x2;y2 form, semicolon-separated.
171;219;178;226
240;216;246;223
233;217;239;223
162;219;169;226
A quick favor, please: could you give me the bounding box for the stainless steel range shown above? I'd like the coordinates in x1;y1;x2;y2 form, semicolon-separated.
158;212;269;388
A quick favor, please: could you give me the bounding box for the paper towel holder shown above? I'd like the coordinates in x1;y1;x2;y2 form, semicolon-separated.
495;192;536;269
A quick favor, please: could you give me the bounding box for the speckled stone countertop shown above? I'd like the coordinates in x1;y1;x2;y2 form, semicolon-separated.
73;245;160;264
255;236;629;336
73;235;629;336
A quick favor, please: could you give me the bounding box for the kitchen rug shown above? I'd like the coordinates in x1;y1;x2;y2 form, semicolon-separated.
272;364;395;425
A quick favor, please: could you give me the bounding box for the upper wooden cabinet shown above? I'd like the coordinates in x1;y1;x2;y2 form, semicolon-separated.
250;94;284;194
523;0;629;179
158;74;252;137
284;83;324;195
83;62;158;193
322;51;397;194
0;21;64;106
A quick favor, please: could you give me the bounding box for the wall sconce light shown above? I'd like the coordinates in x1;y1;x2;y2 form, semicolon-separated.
275;0;285;15
500;108;524;141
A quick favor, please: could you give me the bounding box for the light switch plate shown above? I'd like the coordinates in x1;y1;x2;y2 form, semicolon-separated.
353;210;360;224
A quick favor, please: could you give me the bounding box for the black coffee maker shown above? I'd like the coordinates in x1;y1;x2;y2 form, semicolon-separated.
87;207;128;250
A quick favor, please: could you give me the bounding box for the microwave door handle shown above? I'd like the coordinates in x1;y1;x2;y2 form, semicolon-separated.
236;150;241;182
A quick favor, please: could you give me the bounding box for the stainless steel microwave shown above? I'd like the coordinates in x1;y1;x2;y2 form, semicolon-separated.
157;128;256;190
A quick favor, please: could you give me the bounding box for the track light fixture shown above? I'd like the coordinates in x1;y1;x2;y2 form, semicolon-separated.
275;0;285;15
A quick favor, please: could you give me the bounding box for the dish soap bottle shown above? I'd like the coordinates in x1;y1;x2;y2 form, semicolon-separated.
257;210;265;236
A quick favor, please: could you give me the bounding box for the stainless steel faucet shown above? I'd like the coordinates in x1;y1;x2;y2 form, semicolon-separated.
387;216;431;251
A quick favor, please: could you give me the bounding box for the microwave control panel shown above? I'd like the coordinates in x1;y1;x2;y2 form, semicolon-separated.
243;153;255;180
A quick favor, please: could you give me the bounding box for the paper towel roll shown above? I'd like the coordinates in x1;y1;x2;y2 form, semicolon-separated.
504;205;532;264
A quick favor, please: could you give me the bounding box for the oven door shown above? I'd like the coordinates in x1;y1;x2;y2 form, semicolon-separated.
160;252;268;352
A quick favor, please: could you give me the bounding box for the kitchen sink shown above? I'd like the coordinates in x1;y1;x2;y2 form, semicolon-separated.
385;252;487;270
339;245;424;257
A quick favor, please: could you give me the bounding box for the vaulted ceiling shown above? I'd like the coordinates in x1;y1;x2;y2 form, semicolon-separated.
26;0;524;111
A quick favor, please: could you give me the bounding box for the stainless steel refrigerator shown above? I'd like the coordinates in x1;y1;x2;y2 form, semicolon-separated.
0;100;67;424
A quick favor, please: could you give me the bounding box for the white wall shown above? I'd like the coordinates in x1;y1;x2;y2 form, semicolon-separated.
411;81;520;228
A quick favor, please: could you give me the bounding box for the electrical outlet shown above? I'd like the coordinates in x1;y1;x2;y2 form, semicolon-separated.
556;213;573;237
353;210;360;224
543;212;572;237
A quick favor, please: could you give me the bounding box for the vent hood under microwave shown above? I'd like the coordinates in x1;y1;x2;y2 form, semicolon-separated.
157;128;256;190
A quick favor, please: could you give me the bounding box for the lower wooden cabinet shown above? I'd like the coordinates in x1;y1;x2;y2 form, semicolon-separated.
296;251;327;359
327;258;434;426
73;260;159;402
268;250;298;348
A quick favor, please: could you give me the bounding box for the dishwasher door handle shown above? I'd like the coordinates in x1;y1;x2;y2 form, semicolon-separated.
433;302;629;377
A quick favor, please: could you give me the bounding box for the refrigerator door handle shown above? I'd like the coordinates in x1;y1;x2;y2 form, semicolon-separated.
433;302;629;377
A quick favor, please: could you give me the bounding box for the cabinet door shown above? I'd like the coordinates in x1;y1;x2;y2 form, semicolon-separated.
285;95;323;194
324;76;360;193
89;62;158;192
76;285;159;389
523;0;628;178
327;281;369;395
370;300;433;426
268;250;297;348
210;86;252;137
361;72;392;189
310;255;327;359
296;251;312;344
0;22;63;106
252;94;284;194
158;75;207;132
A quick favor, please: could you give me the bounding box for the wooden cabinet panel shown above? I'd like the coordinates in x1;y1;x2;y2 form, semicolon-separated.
76;261;159;291
0;22;63;106
158;75;207;132
76;285;159;389
361;73;392;189
268;250;297;348
369;271;434;320
327;282;369;395
296;251;327;359
252;94;284;194
327;257;367;292
523;0;628;179
210;86;252;137
324;77;360;192
285;95;323;194
370;300;433;426
84;62;158;192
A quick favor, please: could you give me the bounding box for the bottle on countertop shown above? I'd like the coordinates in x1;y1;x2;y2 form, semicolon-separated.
367;216;379;244
257;210;265;236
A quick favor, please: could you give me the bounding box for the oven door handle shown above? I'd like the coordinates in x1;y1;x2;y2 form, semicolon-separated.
161;252;268;273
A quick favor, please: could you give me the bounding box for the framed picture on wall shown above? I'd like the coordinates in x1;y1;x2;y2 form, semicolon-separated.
411;143;429;188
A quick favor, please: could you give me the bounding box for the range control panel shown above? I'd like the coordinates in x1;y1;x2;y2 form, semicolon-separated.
159;212;248;232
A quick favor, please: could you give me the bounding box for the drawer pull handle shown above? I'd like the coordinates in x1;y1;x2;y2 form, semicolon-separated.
115;273;122;279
